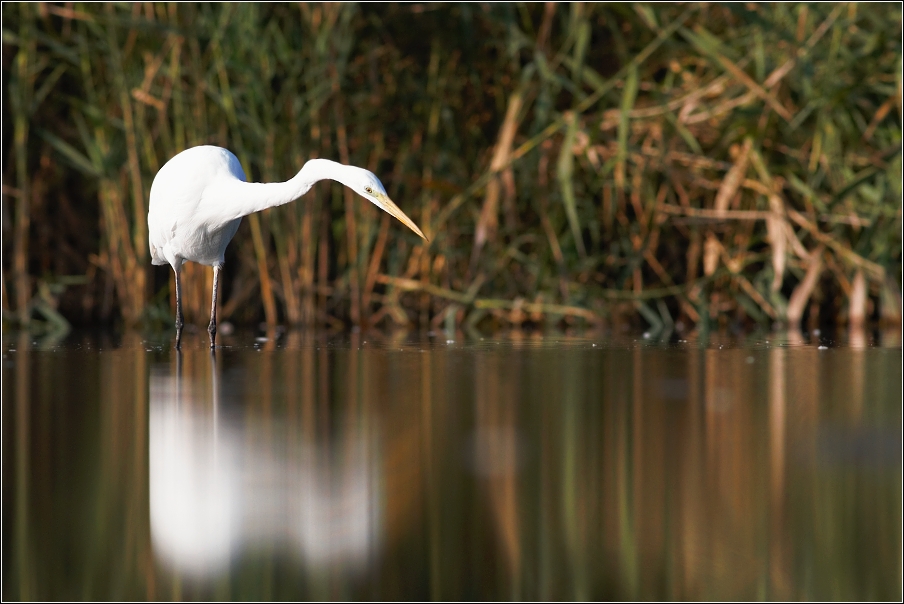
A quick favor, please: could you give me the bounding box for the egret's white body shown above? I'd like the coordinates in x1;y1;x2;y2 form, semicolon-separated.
148;145;425;348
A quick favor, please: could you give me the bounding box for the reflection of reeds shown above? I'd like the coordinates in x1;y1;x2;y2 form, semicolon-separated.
474;353;522;592
2;4;900;331
12;333;34;600
3;337;901;599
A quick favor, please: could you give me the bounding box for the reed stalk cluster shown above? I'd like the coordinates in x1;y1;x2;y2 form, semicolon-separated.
2;3;901;332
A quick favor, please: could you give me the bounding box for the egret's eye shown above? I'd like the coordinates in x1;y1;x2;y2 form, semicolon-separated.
365;186;373;194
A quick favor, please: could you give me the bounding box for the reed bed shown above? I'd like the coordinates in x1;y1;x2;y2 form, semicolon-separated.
2;3;901;333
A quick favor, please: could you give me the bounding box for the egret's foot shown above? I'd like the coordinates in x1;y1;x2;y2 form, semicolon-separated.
208;322;217;349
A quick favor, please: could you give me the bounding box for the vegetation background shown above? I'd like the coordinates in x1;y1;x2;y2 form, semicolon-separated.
2;2;902;334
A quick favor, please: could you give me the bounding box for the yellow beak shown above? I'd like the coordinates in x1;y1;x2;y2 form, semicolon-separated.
376;194;428;241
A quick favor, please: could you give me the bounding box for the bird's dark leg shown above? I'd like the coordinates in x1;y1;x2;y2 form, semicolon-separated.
208;265;220;349
174;266;184;349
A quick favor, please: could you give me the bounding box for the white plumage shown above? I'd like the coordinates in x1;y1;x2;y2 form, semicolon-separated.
148;145;425;348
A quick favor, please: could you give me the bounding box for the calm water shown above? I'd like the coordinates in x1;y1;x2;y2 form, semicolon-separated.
2;328;902;601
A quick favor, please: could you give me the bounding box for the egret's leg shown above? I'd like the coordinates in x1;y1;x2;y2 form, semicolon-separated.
208;265;221;349
173;265;184;350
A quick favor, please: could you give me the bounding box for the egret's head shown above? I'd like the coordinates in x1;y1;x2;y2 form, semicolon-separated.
350;169;390;206
348;168;427;241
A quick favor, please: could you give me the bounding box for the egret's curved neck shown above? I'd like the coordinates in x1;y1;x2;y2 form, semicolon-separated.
213;159;353;224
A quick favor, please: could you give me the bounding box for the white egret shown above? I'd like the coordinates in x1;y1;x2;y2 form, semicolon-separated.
148;145;426;349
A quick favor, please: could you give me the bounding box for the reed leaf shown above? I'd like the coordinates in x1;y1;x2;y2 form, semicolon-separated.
1;3;899;332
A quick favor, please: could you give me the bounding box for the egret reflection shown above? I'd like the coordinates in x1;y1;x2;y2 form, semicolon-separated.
148;351;382;578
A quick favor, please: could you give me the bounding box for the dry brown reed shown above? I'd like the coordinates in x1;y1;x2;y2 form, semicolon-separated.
2;3;901;334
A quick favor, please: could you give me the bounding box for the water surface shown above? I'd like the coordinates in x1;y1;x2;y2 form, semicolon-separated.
3;329;901;600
